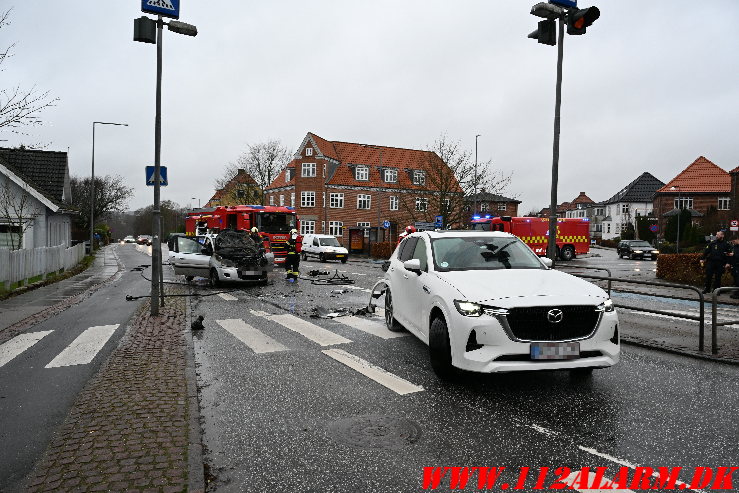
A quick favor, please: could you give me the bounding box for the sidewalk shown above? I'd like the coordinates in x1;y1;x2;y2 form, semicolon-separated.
23;287;203;493
0;246;120;334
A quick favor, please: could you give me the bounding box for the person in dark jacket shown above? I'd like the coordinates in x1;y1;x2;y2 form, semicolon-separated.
729;237;739;299
285;229;300;281
700;230;731;294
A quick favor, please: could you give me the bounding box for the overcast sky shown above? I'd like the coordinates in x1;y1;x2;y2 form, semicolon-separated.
2;1;738;215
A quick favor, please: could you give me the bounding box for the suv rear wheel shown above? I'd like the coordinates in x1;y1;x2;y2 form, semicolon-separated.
559;245;575;261
209;268;220;288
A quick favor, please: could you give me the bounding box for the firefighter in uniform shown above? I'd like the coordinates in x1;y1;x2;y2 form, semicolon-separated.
250;227;264;253
729;236;739;299
285;229;300;280
700;230;731;294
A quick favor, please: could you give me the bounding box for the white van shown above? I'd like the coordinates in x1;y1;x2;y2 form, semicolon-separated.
301;234;349;263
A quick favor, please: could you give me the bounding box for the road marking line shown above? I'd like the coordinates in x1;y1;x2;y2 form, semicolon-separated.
350;273;367;276
253;311;351;346
346;286;371;293
322;348;423;395
216;319;288;353
0;331;54;368
334;316;407;340
45;325;119;368
217;293;238;301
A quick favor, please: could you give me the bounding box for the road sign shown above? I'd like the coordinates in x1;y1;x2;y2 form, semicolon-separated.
146;166;168;186
142;0;180;19
549;0;577;8
382;220;390;229
414;222;436;231
649;224;659;233
435;215;443;227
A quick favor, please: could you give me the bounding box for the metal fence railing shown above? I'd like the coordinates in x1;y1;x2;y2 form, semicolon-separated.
0;243;86;289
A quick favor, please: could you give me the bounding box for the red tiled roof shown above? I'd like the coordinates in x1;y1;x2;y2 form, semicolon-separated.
656;156;731;194
730;166;739;174
308;133;339;161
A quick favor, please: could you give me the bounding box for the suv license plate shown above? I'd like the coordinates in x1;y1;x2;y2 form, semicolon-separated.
530;342;580;360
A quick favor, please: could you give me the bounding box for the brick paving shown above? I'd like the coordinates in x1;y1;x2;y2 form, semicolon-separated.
24;290;197;493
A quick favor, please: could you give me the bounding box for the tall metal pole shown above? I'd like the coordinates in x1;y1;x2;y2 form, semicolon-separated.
151;15;164;315
547;14;565;265
474;134;480;217
676;187;681;254
378;148;383;242
90;124;96;253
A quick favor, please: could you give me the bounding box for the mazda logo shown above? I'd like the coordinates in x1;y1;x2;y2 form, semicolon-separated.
547;308;564;324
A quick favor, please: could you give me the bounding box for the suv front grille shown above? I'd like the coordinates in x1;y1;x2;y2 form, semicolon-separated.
504;305;600;341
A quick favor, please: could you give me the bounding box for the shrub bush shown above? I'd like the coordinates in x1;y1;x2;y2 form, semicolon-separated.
656;253;733;287
370;242;396;259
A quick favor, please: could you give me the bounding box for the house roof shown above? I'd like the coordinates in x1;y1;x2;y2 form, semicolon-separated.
656;156;730;194
466;191;521;204
267;132;461;193
207;169;258;205
603;172;665;204
0;147;69;206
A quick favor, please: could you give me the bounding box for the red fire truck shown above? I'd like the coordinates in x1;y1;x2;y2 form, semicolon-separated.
185;205;299;264
470;215;590;261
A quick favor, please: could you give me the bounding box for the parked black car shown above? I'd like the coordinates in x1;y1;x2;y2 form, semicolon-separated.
617;240;659;260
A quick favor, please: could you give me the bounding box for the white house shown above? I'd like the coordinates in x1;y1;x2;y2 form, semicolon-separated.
0;148;74;249
600;172;665;241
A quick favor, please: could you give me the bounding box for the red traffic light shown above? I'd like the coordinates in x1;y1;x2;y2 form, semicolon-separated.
567;6;600;35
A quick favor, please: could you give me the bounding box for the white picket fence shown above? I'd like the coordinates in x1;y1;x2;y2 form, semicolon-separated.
0;243;86;289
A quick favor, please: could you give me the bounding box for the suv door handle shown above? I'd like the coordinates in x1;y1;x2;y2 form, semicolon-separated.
422;285;430;293
403;274;409;279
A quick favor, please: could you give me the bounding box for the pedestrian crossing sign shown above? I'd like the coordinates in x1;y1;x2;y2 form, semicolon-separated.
145;166;168;186
142;0;180;19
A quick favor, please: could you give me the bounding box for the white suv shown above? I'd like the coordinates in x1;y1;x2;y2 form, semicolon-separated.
380;231;619;379
301;234;349;263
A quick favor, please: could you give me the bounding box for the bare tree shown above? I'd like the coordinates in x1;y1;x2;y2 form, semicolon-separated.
217;140;290;205
0;9;58;140
0;175;40;249
70;175;133;232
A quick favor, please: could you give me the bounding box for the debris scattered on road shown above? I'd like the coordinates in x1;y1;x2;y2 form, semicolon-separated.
310;270;355;285
331;288;348;294
308;269;330;277
311;306;351;318
191;315;205;330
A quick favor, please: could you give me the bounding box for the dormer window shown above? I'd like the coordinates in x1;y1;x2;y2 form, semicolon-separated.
413;170;426;186
383;168;397;183
305;147;313;157
355;165;369;181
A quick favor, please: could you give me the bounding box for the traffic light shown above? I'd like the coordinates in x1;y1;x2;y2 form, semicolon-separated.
528;19;557;46
567;7;600;35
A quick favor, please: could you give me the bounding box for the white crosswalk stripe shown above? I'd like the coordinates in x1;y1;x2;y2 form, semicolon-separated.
45;325;119;368
250;310;351;346
217;293;238;301
0;331;53;368
333;316;407;340
322;348;423;395
217;319;288;353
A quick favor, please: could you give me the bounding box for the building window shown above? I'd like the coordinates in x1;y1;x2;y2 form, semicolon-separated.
0;223;23;248
269;195;275;206
290;192;295;207
300;220;315;235
357;222;371;237
606;223;611;234
415;197;428;212
480;203;488;212
674;197;693;210
718;197;730;210
355;165;369;181
384;168;397;183
329;193;344;208
301;191;315;207
306;147;313;157
329;221;343;236
498;203;507;211
595;224;602;232
413;170;426;186
464;205;471;212
286;169;293;182
357;194;371;209
621;204;630;215
595;208;604;216
302;162;316;177
390;196;399;211
279;195;285;206
442;198;450;212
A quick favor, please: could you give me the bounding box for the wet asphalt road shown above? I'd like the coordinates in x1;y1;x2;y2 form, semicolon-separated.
0;244;156;491
190;258;739;492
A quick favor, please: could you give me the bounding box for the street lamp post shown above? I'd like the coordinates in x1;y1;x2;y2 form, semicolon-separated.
671;186;681;253
474;134;481;217
90;122;128;253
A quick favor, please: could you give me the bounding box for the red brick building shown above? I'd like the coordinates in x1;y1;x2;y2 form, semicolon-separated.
204;169;260;207
264;132;460;244
653;156;733;236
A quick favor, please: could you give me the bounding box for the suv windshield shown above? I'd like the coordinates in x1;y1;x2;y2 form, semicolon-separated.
258;212;297;233
431;236;544;271
319;237;341;247
471;223;492;231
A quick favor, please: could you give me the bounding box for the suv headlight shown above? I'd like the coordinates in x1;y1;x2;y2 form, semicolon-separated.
454;300;483;317
596;299;614;312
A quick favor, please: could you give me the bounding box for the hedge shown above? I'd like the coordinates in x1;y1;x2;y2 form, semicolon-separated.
656;253;733;287
370;242;396;259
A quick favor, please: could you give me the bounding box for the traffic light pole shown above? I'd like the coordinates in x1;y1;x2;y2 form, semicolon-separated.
547;14;565;266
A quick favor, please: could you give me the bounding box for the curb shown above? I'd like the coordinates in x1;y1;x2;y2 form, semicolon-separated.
621;337;739;366
184;287;206;493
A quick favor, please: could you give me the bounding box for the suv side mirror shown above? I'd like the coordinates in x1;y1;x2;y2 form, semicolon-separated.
541;257;553;268
403;258;422;274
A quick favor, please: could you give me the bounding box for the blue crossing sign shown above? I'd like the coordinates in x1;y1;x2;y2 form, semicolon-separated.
383;220;390;229
142;0;180;19
146;166;168;186
435;215;443;227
